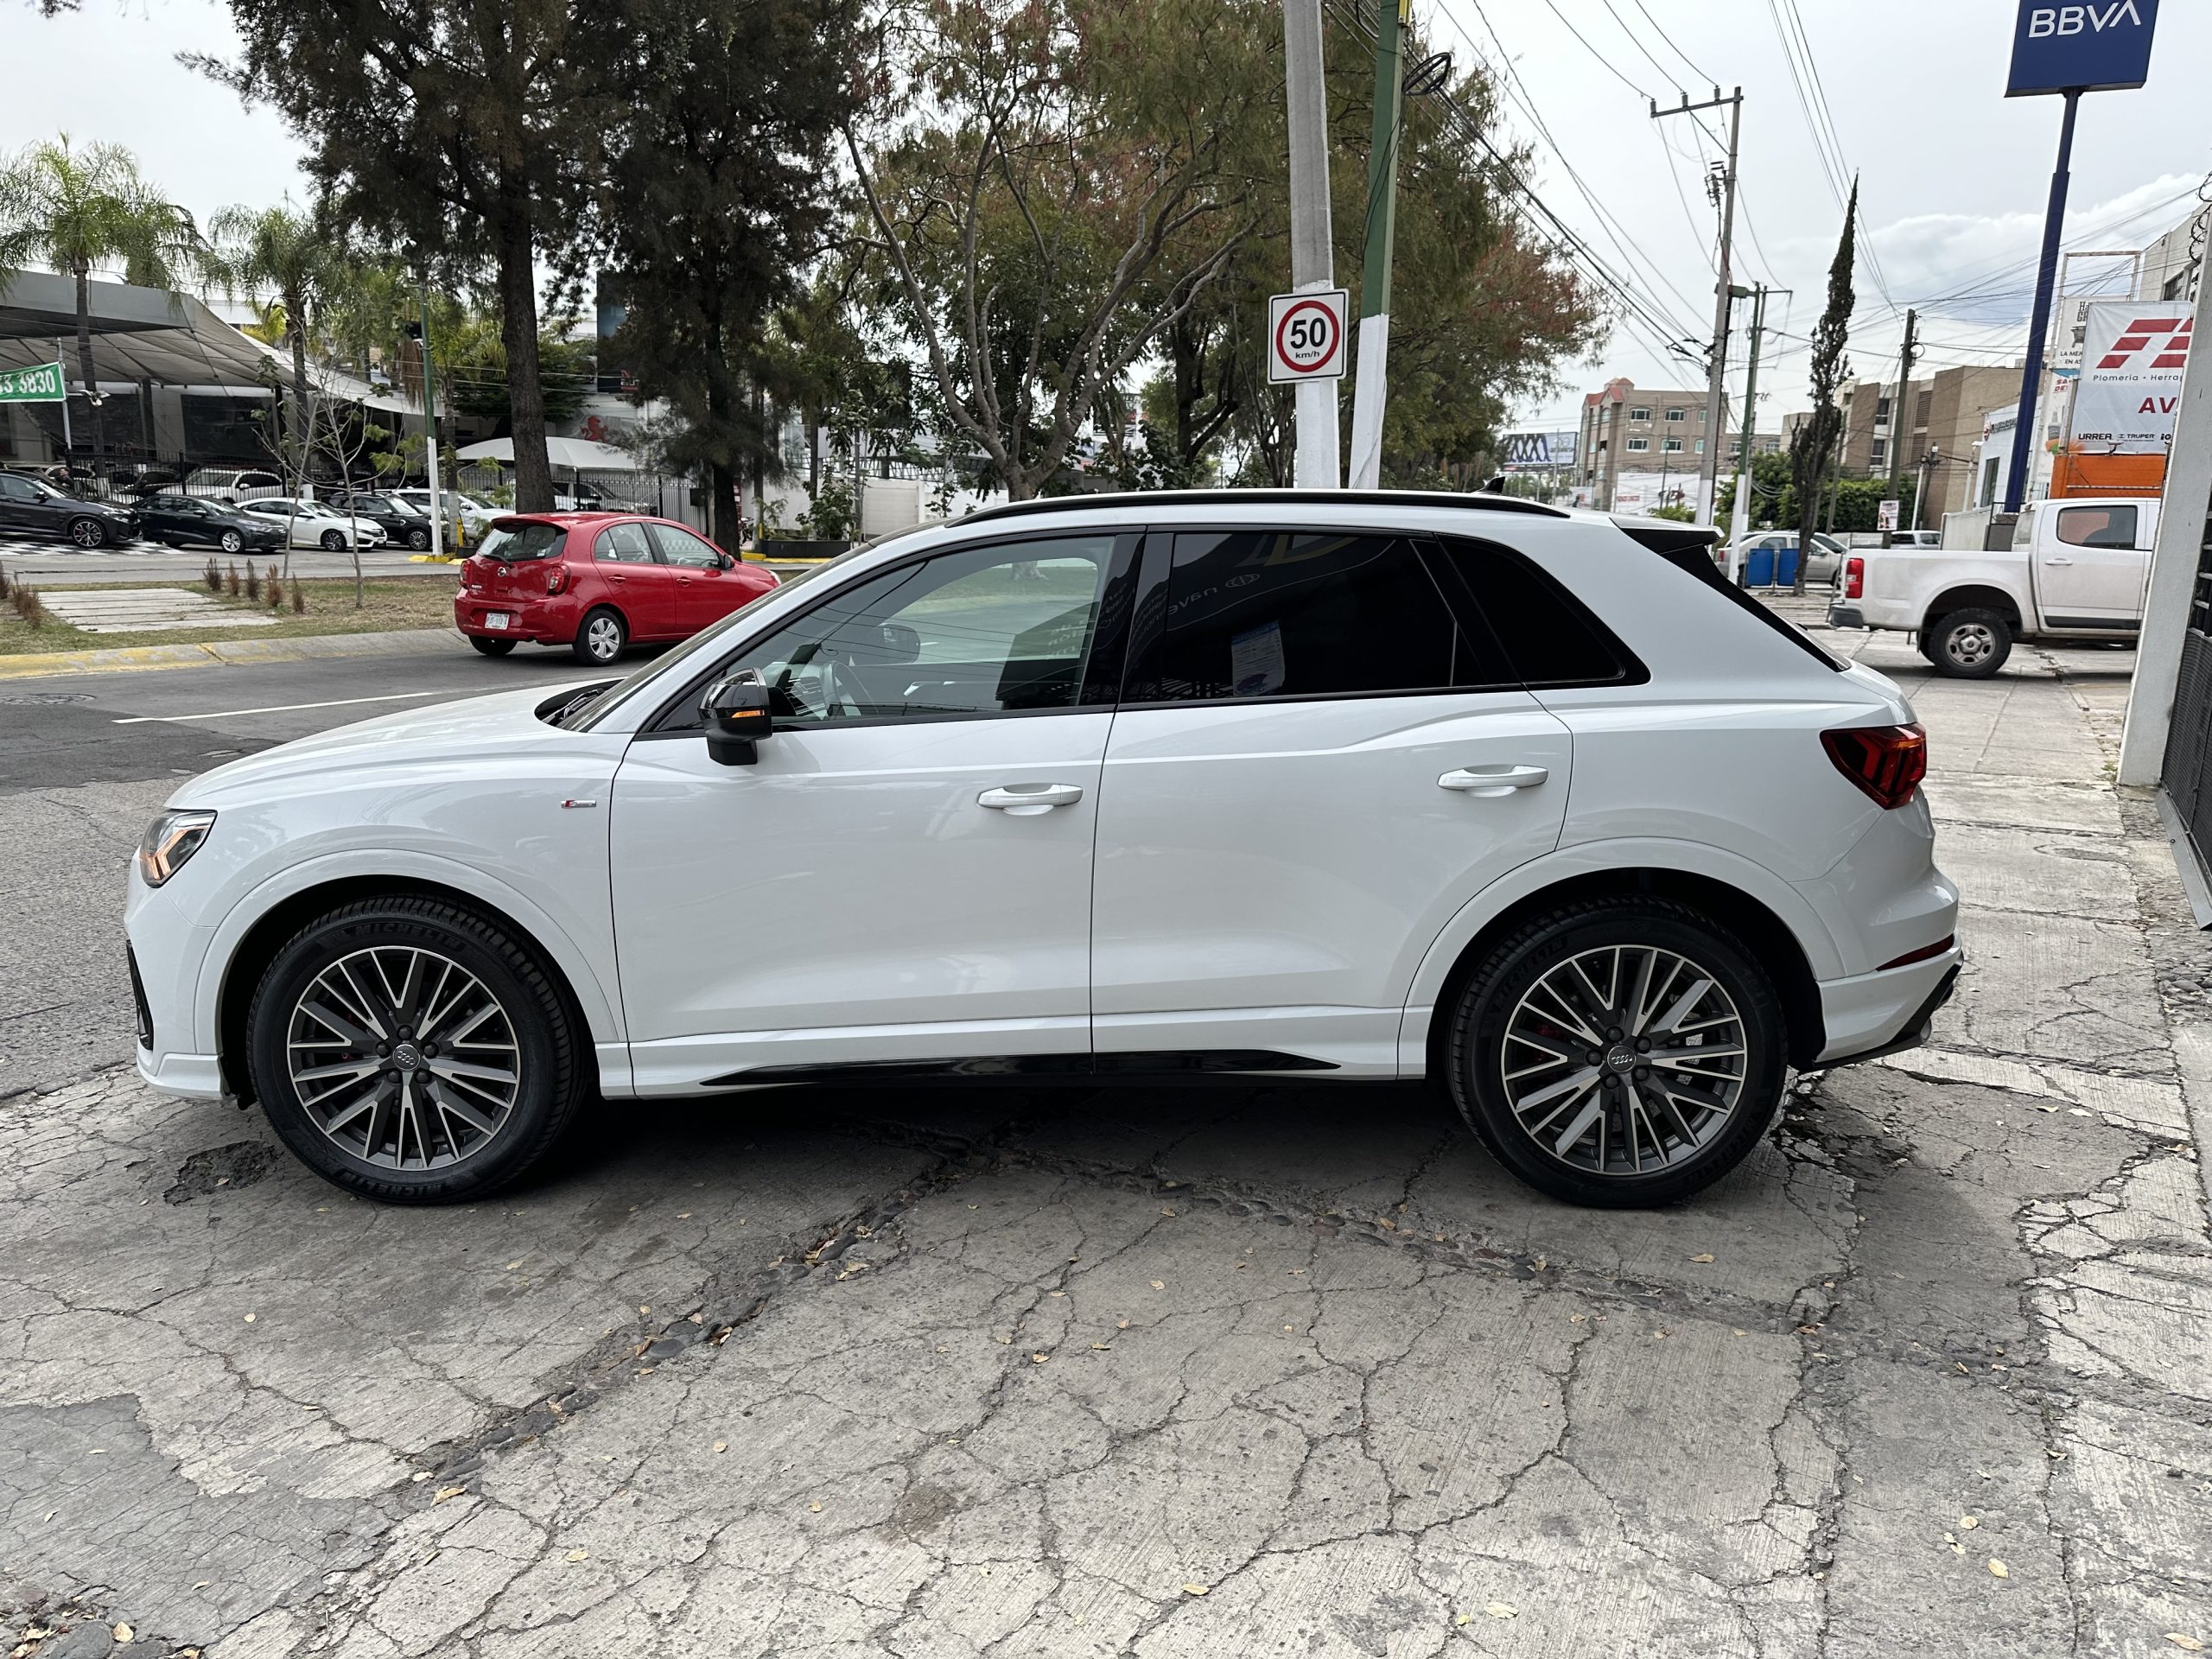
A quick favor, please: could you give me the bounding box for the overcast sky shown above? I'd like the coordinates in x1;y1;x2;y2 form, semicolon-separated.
10;0;2209;441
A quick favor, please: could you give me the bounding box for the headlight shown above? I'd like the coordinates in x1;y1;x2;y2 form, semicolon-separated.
138;809;217;887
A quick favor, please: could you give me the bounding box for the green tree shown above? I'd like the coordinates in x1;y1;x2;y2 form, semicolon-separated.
0;136;200;474
844;0;1262;500
1715;448;1791;527
203;200;344;459
1789;180;1856;594
438;312;593;428
198;1;619;512
595;0;857;546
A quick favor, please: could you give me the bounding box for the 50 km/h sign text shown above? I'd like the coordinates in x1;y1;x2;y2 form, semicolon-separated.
1268;289;1349;385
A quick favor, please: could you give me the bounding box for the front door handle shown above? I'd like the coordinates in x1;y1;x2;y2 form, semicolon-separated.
1439;764;1549;796
978;783;1084;815
2044;556;2073;566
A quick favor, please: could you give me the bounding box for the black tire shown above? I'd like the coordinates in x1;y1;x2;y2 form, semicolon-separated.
470;635;518;656
573;605;627;665
1926;608;2012;678
67;517;107;549
219;530;244;554
321;529;346;551
246;894;588;1204
408;527;432;550
1444;897;1788;1208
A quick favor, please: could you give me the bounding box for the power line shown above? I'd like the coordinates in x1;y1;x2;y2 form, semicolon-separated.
1631;0;1713;86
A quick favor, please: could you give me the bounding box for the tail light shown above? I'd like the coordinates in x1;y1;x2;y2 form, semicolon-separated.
546;563;570;596
1822;722;1926;809
1842;556;1864;599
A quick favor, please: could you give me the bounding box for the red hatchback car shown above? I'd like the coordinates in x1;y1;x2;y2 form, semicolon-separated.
454;512;779;664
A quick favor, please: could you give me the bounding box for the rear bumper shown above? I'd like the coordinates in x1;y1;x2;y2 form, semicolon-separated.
1813;949;1962;1066
454;593;582;644
1827;603;1866;630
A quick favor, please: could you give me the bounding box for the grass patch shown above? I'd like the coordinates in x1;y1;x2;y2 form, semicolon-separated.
0;575;460;656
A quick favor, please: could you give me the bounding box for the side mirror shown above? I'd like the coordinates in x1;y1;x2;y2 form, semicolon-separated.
702;677;773;766
717;552;736;570
879;621;920;664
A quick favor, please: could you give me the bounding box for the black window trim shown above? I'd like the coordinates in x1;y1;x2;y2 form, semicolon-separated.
637;526;1146;737
1422;531;1651;690
1111;520;1529;712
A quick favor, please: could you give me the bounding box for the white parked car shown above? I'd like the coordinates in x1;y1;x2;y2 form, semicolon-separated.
391;488;499;541
1829;495;2156;677
182;467;287;506
125;492;1960;1208
238;496;390;551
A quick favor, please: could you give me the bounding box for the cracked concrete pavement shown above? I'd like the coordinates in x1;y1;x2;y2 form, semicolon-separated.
4;632;2212;1656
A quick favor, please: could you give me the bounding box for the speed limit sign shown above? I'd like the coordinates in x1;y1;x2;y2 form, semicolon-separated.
1268;289;1349;384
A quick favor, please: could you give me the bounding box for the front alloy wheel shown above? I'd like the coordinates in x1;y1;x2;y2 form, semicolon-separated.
68;517;107;548
1447;898;1785;1207
219;530;244;554
321;529;346;551
248;896;588;1202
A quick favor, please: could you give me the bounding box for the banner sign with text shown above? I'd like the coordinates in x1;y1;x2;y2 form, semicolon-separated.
2071;301;2192;451
0;361;65;404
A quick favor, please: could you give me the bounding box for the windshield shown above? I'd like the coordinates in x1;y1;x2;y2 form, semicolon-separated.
575;549;869;732
28;477;67;500
476;522;566;562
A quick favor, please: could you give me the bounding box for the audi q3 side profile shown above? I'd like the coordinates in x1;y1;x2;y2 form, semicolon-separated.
126;491;1960;1208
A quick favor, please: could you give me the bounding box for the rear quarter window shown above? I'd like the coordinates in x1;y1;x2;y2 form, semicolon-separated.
1427;535;1644;687
1618;524;1846;671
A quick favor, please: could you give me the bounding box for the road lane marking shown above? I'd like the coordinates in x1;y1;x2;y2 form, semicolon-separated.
113;689;473;725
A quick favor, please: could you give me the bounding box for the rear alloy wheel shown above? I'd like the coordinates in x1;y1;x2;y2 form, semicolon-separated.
573;606;627;665
1446;898;1786;1207
408;527;431;550
247;895;588;1203
67;517;107;549
470;635;517;657
321;529;346;551
1927;608;2012;678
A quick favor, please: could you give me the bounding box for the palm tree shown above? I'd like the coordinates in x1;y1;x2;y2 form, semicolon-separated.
204;200;341;461
0;136;201;477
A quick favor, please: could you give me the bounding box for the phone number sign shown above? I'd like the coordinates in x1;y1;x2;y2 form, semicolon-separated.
0;361;65;404
1268;289;1349;384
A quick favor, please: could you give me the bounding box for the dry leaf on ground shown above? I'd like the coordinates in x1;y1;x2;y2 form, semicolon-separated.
1987;1559;2009;1579
1181;1583;1209;1597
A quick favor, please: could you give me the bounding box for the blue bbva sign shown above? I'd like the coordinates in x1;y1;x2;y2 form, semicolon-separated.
2007;0;2158;96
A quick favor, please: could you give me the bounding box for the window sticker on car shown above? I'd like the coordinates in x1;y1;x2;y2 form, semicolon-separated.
1230;620;1287;697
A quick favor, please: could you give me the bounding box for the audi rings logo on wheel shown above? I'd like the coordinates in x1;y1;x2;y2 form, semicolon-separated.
1267;289;1350;385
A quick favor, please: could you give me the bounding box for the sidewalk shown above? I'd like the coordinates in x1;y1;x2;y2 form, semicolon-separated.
0;625;463;680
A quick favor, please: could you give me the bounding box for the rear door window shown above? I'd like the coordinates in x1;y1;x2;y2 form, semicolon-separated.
1123;530;1508;703
595;523;656;563
2056;505;2139;549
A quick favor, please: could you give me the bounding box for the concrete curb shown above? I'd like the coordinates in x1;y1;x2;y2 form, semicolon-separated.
0;626;466;681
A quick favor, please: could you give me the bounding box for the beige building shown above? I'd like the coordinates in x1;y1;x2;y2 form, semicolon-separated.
1575;378;1731;511
1815;365;2026;523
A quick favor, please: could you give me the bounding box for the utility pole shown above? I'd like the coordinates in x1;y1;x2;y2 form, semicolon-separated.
1725;282;1769;577
1283;0;1340;489
1347;0;1408;491
1651;86;1742;525
1881;308;1918;547
418;284;445;558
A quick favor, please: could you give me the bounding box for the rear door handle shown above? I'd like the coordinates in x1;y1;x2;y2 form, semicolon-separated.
2044;556;2073;566
978;783;1084;814
1439;764;1549;796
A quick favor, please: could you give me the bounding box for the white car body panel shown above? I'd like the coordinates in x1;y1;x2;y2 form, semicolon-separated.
126;494;1960;1126
239;497;390;550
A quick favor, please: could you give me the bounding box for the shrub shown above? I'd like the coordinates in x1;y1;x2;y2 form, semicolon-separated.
226;562;240;597
204;558;222;593
244;562;261;601
290;584;306;614
265;572;284;609
13;584;46;628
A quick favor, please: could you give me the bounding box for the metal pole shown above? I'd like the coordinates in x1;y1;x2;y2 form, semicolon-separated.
1346;0;1406;491
419;285;446;557
1650;89;1742;523
1726;283;1767;577
2003;88;2080;512
1284;0;1340;489
1883;308;1918;546
54;338;72;456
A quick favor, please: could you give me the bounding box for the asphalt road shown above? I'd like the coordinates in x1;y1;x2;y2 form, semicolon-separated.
0;642;613;1096
4;632;2211;1657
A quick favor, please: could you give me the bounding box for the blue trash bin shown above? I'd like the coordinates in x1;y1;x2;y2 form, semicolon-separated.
1743;544;1774;588
1774;544;1800;587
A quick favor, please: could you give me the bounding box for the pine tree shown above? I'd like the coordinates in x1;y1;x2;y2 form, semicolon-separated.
1789;180;1857;595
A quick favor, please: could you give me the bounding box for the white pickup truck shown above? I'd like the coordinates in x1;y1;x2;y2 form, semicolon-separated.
1826;495;2157;677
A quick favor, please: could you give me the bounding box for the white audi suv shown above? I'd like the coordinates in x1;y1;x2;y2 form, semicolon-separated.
125;492;1960;1208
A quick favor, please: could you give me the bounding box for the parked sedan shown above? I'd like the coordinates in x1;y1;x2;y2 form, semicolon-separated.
137;493;288;555
321;489;435;551
0;469;140;547
238;497;389;551
391;488;499;541
454;512;777;664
